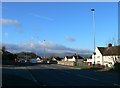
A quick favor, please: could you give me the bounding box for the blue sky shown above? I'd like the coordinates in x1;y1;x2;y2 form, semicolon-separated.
1;2;118;56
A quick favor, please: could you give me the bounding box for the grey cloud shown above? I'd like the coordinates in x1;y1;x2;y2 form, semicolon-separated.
0;18;20;25
65;36;76;42
2;42;93;57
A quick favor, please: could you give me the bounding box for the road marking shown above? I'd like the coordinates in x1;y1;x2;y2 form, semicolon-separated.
60;70;98;81
74;68;81;70
2;66;27;69
25;67;39;85
64;71;98;81
113;83;120;86
77;74;99;81
41;65;57;69
29;72;38;83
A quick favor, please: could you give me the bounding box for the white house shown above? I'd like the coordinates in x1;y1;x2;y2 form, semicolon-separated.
87;44;120;67
63;55;84;62
51;57;57;61
63;56;74;61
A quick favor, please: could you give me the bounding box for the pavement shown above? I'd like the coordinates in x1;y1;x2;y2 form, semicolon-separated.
1;63;120;87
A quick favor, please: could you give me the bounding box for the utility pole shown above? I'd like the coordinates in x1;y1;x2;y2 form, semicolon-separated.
43;40;46;62
91;8;96;67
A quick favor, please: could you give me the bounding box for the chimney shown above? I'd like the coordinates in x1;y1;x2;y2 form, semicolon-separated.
108;43;112;47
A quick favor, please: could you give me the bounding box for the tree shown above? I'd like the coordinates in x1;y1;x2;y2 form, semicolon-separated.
2;46;6;53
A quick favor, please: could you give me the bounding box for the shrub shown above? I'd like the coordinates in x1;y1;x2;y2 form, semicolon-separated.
114;62;120;73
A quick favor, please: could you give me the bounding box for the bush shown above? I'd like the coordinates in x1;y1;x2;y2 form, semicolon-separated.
114;62;120;73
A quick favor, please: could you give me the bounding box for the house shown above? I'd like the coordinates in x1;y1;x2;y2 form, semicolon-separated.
86;44;120;67
84;55;93;66
63;55;84;62
50;57;57;61
36;57;43;62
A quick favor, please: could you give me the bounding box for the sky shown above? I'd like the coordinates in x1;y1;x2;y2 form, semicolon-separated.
0;2;118;56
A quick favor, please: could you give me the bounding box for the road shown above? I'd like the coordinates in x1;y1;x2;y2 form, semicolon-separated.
2;63;120;87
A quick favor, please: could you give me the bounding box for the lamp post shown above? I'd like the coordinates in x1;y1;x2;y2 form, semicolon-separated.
43;40;46;61
91;8;96;66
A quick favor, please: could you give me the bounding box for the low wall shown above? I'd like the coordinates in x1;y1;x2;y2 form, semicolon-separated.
57;61;75;66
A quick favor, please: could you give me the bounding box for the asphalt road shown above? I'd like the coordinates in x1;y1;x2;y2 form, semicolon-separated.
2;63;120;87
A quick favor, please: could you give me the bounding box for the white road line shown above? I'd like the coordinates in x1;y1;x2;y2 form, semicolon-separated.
61;70;98;81
77;74;99;81
29;72;38;83
25;67;38;85
41;65;57;69
52;64;82;70
113;83;120;86
2;66;27;69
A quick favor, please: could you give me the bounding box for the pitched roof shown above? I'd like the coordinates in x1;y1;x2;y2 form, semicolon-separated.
97;47;106;55
97;45;120;56
65;56;73;59
73;55;84;59
65;55;84;59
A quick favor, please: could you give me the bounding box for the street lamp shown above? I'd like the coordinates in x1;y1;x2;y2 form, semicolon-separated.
91;8;96;66
43;40;46;61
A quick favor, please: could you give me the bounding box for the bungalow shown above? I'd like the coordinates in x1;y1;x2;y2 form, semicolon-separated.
30;57;43;63
51;57;57;61
63;55;84;62
86;44;120;67
36;57;43;62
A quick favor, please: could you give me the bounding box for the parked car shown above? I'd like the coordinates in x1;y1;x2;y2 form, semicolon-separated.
50;60;58;64
30;58;37;64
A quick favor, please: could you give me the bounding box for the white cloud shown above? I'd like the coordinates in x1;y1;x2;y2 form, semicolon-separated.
0;18;20;25
30;13;54;21
65;36;76;42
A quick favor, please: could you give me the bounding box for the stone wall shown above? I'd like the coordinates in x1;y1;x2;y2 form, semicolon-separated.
57;61;75;66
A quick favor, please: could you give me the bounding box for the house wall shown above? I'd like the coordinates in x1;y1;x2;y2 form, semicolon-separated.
86;58;94;63
86;47;120;67
62;57;67;61
103;56;119;67
52;57;57;61
57;61;75;66
87;47;103;65
67;56;75;61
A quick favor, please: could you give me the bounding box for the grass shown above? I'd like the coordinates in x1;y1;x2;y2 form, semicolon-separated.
74;65;115;72
74;65;91;69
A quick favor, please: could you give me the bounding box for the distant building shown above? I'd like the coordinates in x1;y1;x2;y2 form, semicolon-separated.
63;55;84;62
